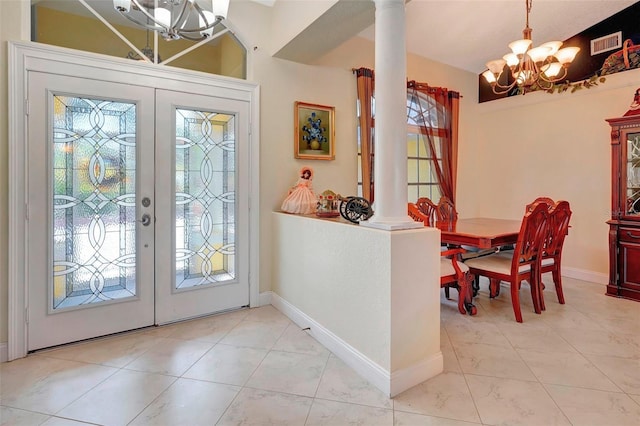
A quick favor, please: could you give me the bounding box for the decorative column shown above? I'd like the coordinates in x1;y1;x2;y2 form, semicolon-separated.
361;0;422;231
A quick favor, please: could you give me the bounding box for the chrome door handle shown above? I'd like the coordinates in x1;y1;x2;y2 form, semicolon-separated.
140;214;151;226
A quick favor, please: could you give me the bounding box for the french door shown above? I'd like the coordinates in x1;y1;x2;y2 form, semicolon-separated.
26;71;250;351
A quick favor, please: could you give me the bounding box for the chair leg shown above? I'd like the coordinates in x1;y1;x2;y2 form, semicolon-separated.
489;279;501;298
510;281;523;323
455;283;467;315
552;268;565;304
445;286;451;299
528;276;542;315
462;273;477;316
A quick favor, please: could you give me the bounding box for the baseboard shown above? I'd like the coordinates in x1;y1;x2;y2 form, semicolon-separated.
390;351;443;398
562;267;608;286
0;343;7;363
270;292;392;396
258;291;272;307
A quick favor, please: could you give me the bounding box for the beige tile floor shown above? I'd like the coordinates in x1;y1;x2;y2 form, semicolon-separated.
1;276;639;425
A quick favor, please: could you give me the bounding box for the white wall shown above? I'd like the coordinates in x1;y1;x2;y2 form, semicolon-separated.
271;212;442;397
459;69;640;281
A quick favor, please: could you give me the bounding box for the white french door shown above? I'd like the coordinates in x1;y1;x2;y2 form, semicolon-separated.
26;71;250;351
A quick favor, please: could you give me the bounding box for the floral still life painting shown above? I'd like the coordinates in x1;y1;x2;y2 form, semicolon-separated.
294;101;335;160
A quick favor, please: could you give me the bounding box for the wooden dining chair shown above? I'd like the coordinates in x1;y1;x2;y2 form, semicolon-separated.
413;197;438;226
526;196;555;212
437;196;458;223
538;200;572;310
408;201;477;315
463;202;549;322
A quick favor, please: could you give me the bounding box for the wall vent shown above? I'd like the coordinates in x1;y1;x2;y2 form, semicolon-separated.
591;32;623;55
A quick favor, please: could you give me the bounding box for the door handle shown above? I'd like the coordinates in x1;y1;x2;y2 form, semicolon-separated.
140;214;151;226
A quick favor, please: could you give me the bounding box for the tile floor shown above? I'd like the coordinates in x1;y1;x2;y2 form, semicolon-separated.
1;276;639;425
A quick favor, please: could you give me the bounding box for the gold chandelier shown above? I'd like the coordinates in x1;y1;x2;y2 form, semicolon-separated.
113;0;229;41
482;0;580;95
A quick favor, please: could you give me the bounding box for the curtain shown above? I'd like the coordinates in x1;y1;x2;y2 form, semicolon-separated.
407;81;460;203
354;67;375;202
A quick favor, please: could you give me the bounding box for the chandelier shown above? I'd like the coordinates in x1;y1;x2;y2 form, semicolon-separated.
113;0;229;41
481;0;580;95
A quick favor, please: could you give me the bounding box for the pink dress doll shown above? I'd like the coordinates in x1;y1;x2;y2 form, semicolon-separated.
281;166;317;214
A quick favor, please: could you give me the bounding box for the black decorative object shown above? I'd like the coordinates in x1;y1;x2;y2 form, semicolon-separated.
339;196;373;224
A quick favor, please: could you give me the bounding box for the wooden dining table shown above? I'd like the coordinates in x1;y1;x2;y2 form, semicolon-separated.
437;217;522;249
438;218;523;297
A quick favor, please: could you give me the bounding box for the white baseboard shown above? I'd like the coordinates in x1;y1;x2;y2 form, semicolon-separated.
561;267;608;286
390;351;443;397
270;292;392;396
258;291;272;307
0;343;7;363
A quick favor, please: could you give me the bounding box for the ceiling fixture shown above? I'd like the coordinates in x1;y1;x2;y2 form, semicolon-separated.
127;29;161;62
481;0;580;95
113;0;230;41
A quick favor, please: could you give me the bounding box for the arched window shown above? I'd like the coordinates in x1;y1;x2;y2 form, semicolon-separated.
31;0;247;79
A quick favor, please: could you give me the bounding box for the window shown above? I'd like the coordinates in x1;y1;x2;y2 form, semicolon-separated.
357;90;444;202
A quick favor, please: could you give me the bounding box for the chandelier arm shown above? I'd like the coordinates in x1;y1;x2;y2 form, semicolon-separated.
180;16;222;34
128;0;169;31
172;0;191;30
491;78;519;93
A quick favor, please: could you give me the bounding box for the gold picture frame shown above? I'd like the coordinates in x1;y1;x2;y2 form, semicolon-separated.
294;101;335;160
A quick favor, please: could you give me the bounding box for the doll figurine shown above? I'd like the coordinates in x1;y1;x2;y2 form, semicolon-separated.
281;166;317;214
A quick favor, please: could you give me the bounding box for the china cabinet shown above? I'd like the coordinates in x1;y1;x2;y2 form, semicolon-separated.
606;114;640;301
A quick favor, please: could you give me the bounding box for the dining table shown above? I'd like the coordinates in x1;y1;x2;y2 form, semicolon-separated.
437;217;522;249
437;217;523;296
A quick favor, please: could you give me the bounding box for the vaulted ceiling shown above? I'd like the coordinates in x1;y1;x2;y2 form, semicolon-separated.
34;0;639;74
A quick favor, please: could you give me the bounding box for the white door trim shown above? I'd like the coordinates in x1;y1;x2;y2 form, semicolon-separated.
8;41;260;360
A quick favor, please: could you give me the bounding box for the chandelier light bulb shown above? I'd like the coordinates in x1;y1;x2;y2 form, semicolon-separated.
482;70;497;83
508;39;532;56
113;0;131;12
200;10;215;37
486;59;507;75
541;62;563;78
540;41;563;56
502;53;520;68
526;46;551;64
212;0;230;19
554;47;580;65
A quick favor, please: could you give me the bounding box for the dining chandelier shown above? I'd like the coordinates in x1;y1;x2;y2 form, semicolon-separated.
113;0;229;41
481;0;580;95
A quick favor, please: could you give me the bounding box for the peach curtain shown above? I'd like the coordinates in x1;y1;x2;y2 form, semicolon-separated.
354;71;460;204
407;81;460;203
354;67;375;202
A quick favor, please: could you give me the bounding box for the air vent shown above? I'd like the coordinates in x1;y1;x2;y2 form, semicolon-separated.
591;32;623;55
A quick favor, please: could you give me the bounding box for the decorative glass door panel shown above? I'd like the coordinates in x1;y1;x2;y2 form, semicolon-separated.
52;95;138;309
626;132;640;215
28;72;156;351
155;90;249;324
175;109;236;290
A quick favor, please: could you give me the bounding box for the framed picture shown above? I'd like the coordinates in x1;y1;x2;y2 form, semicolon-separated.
294;101;335;160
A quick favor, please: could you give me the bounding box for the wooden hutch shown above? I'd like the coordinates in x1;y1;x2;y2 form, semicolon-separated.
606;113;640;301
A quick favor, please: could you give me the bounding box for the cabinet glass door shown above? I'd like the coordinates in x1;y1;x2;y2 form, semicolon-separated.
626;132;640;216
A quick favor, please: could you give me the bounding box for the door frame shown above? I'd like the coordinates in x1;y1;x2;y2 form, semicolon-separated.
8;41;261;360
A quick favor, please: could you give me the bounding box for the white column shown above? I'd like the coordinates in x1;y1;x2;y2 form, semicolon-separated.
361;0;422;231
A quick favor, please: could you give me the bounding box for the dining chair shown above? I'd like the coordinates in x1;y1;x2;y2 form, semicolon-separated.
463;202;549;322
538;200;572;310
437;196;458;223
526;196;555;212
408;201;477;315
413;197;438;226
